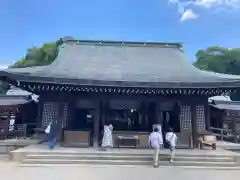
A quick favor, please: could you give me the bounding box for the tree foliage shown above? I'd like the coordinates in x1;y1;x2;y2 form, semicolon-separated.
193;46;240;100
10;40;61;68
1;40;61;94
193;46;240;75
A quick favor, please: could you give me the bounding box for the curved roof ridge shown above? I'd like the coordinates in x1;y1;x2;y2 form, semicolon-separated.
61;37;183;49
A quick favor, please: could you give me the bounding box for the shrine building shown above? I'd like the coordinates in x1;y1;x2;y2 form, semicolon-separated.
1;37;240;148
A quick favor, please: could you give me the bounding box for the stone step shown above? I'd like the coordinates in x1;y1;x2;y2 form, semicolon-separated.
26;154;235;162
21;158;238;167
24;151;235;158
18;163;240;170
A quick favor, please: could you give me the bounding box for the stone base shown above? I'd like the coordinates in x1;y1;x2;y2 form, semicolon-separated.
0;138;41;160
10;144;240;168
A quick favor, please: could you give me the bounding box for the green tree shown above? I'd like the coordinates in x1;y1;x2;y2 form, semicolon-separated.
193;46;240;75
193;46;240;100
3;40;61;93
10;40;61;68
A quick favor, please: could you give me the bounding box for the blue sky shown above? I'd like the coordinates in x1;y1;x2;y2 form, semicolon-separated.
0;0;240;68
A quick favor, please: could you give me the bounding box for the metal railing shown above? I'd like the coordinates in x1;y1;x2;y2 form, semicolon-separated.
208;126;239;141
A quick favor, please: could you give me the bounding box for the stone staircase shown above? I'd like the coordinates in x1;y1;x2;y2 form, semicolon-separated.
19;150;240;168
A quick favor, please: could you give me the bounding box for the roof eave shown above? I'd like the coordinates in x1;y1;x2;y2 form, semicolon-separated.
1;71;240;89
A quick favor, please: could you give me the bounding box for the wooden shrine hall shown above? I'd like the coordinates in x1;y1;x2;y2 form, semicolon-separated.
0;95;37;139
210;100;240;143
1;37;240;148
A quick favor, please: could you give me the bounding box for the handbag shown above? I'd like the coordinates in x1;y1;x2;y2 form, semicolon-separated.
45;122;52;134
166;134;174;148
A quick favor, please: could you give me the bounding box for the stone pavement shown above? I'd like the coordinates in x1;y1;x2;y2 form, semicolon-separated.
0;162;240;180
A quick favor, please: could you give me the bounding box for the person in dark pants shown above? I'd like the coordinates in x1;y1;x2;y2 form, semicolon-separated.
47;120;59;149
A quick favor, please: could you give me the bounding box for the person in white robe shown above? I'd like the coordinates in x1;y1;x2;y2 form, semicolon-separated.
101;124;113;150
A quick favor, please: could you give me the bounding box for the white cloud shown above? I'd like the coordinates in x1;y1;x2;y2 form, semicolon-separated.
169;0;240;21
191;0;240;8
169;0;191;13
192;0;223;8
180;9;199;21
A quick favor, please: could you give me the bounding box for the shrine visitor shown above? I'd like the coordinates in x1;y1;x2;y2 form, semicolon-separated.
165;128;177;163
101;124;113;151
45;120;59;149
149;127;163;168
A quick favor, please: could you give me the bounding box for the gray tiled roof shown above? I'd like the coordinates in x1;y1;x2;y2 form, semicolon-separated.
6;87;39;102
210;100;240;111
6;66;45;74
0;95;33;106
1;40;240;88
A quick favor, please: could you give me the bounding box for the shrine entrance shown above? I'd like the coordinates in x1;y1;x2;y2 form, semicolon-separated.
60;97;192;148
156;102;181;147
63;99;97;147
104;100;150;132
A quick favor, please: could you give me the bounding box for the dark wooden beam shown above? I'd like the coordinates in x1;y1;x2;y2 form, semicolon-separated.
36;96;43;128
20;82;237;97
57;103;64;142
205;104;211;130
93;100;101;148
233;119;238;143
191;104;198;148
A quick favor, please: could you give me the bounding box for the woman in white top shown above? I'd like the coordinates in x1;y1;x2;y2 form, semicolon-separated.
165;128;177;163
101;124;113;151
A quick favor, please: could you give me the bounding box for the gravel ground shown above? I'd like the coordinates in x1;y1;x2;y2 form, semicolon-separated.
0;162;240;180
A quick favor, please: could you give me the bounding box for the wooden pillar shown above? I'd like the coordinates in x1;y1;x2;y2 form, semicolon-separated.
144;102;149;130
101;100;106;126
149;102;157;125
36;97;43;128
67;99;74;129
93;100;100;148
57;103;64;142
205;104;211;130
154;102;157;124
157;111;163;124
7;110;10;132
155;103;161;124
100;100;108;143
233;119;238;143
191;104;198;148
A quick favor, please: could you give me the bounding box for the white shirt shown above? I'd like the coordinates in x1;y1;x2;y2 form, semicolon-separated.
165;132;177;147
149;132;163;148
